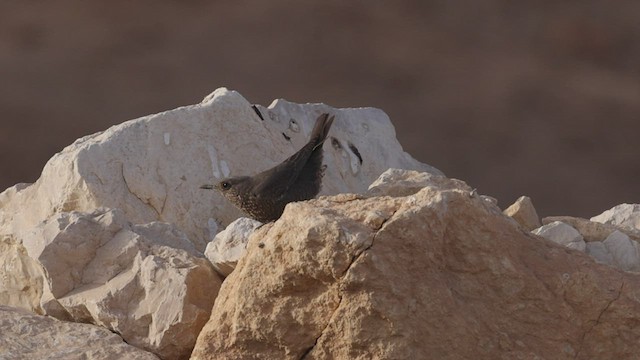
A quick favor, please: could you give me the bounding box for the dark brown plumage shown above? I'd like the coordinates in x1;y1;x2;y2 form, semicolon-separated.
201;113;335;222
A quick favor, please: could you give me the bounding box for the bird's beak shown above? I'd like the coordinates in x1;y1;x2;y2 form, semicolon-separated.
200;184;214;190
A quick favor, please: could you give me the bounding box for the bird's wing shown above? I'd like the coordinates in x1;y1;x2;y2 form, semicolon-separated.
251;113;334;200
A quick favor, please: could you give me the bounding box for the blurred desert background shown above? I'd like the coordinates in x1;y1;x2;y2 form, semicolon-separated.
1;1;638;218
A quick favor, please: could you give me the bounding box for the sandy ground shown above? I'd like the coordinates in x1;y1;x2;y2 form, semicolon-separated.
1;1;639;217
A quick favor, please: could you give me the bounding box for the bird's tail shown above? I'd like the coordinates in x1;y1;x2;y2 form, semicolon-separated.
311;113;335;150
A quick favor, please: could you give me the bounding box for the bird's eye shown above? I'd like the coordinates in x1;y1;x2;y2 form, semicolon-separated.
221;181;231;190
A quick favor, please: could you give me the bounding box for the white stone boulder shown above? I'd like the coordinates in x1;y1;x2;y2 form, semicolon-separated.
591;203;640;231
532;221;586;251
0;88;445;358
204;217;262;277
585;241;614;265
3;208;221;359
0;88;442;255
603;230;640;272
0;305;159;360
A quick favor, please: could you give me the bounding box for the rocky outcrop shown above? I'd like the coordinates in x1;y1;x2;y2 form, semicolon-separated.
192;172;640;360
0;305;159;360
2;208;220;359
0;88;441;254
4;87;640;359
0;89;442;358
537;206;640;272
542;215;640;243
503;195;541;231
204;217;262;277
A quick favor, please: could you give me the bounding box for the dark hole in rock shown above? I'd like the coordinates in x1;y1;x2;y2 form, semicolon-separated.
348;142;363;164
330;137;342;150
251;105;264;121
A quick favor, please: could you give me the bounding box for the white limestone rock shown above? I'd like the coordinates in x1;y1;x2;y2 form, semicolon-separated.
0;88;442;357
0;305;159;360
591;204;640;231
0;88;442;254
532;221;586;252
205;217;262;277
7;208;221;359
585;241;614;265
603;230;640;272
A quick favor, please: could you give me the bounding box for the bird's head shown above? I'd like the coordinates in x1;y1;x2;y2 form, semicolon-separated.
200;176;252;206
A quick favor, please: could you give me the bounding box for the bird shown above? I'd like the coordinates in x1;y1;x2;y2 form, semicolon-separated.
201;113;335;222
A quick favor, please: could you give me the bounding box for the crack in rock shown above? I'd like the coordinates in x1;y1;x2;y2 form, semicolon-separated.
299;293;344;360
301;207;399;359
574;279;624;359
120;162;161;218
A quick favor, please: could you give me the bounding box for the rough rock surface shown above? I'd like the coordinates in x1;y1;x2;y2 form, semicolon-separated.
585;242;615;266
602;231;640;272
2;208;221;359
591;204;640;231
204;217;262;277
0;89;441;358
0;88;442;254
203;169;496;278
503;195;541;231
539;216;640;272
0;305;159;360
192;171;640;360
532;221;586;252
543;215;640;243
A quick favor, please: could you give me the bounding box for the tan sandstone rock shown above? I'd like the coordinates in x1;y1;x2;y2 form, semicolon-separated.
5;208;221;359
503;195;541;231
192;172;640;360
203;169;485;279
0;305;159;360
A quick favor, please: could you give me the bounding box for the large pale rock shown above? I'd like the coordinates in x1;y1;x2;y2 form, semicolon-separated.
532;221;586;252
591;204;640;231
0;305;159;360
204;217;262;277
0;88;441;254
0;234;45;313
0;89;441;357
541;217;640;272
192;171;640;360
585;242;614;265
503;195;541;231
367;168;442;197
5;208;221;359
543;215;640;243
603;231;640;272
